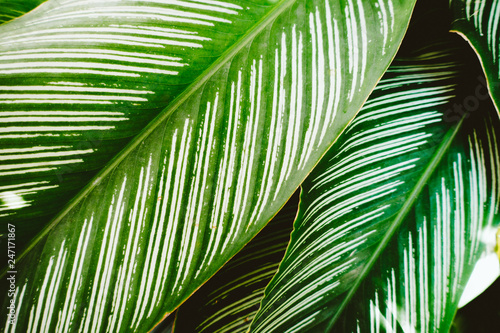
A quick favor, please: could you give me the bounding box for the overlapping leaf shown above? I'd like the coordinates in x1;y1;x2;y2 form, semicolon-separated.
333;112;500;332
0;0;45;25
0;0;273;237
450;0;500;116
250;39;500;332
0;0;416;332
174;193;297;333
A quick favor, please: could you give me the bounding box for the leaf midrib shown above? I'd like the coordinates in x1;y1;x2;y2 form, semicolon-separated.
3;0;298;276
324;115;466;332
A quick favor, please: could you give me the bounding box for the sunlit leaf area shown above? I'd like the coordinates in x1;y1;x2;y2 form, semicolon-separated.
0;0;499;332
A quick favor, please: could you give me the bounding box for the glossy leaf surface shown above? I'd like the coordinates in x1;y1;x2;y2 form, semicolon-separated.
174;193;297;333
450;0;500;116
0;0;273;234
334;103;500;332
0;0;416;332
251;39;500;332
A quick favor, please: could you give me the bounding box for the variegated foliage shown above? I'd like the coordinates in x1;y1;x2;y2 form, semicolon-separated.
0;0;273;233
250;42;500;332
450;0;500;116
0;0;416;332
335;112;500;332
169;35;500;333
174;193;297;333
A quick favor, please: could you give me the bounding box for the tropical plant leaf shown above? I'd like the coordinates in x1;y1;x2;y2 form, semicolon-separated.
250;37;500;332
0;0;276;245
174;192;297;333
450;0;500;116
0;0;416;332
333;111;500;332
0;0;46;25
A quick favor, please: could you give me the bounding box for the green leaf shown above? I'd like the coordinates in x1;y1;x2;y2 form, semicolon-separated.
333;111;500;332
0;0;416;332
0;0;46;25
450;0;500;116
0;0;276;243
174;193;297;333
250;39;500;332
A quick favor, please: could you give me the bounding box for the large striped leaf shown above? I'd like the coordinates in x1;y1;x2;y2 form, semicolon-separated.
250;38;500;332
0;0;416;332
174;193;297;333
333;103;500;332
450;0;500;116
0;0;276;244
